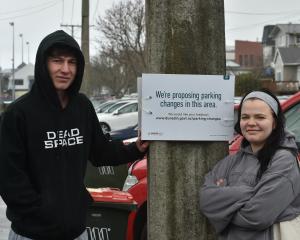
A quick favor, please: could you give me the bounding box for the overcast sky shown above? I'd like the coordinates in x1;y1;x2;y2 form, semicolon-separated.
0;0;300;69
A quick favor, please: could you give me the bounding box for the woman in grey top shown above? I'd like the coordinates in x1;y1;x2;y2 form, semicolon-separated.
200;90;300;240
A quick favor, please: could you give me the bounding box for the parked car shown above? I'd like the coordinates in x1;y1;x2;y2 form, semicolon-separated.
95;100;120;113
110;124;138;141
123;92;300;240
90;99;106;109
230;92;300;154
98;101;138;133
98;100;135;115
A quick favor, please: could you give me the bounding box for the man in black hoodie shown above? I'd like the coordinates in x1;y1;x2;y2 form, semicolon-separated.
0;30;148;240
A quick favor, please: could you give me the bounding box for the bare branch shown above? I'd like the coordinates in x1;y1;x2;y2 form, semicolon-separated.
91;0;146;96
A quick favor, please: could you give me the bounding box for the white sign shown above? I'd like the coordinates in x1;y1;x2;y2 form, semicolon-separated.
141;74;235;141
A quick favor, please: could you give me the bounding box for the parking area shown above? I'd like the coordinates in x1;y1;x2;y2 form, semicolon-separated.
0;197;10;240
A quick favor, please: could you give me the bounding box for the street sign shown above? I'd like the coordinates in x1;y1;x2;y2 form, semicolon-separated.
141;74;235;141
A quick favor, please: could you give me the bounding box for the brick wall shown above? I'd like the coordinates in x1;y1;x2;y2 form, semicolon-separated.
235;40;263;69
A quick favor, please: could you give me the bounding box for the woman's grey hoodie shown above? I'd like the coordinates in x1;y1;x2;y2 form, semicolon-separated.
200;131;300;240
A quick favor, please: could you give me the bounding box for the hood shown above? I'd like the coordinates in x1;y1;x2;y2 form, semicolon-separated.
279;130;298;151
32;30;85;109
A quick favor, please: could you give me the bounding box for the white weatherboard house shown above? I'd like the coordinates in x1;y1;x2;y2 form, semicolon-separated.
262;24;300;68
274;47;300;83
8;63;34;99
269;24;300;49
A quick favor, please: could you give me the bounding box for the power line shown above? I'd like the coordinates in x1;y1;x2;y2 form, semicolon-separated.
0;1;61;21
61;24;81;37
0;0;60;16
71;0;75;24
61;23;95;38
93;0;100;23
227;12;300;32
226;9;300;16
61;0;65;24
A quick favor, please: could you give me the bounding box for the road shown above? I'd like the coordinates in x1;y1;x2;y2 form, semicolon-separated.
0;197;10;239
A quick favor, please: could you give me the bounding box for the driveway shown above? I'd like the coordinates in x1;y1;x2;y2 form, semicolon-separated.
0;197;10;240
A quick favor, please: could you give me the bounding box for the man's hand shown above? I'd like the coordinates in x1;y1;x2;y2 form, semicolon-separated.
136;137;149;153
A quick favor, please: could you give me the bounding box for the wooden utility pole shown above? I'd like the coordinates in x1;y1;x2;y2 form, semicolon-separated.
146;1;226;240
81;0;91;95
60;24;81;38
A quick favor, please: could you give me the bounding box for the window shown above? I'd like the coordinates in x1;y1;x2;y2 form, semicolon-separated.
118;103;138;114
250;55;254;66
14;79;23;85
276;72;282;81
281;35;285;46
296;35;300;44
29;79;34;89
257;56;263;66
106;102;129;113
239;55;243;66
244;55;248;67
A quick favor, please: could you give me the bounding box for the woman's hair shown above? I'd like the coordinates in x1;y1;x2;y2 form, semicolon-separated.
234;89;286;180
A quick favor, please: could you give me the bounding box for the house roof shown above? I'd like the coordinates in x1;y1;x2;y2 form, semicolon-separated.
270;24;300;38
276;47;300;65
9;63;34;80
226;60;240;68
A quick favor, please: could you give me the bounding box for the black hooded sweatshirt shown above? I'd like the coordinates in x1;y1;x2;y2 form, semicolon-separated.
0;30;143;240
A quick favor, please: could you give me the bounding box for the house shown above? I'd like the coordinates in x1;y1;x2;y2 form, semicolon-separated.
0;68;11;97
262;24;300;68
226;60;241;75
274;47;300;81
226;45;243;75
234;40;263;70
261;25;276;67
273;47;300;92
225;43;263;75
269;24;300;48
226;45;235;62
260;23;300;92
8;63;34;99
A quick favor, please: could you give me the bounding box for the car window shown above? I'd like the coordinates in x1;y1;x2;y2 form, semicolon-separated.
106;102;129;113
284;102;300;143
97;101;117;113
118;103;138;114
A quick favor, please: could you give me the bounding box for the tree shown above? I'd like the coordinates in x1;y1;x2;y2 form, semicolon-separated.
92;0;146;97
91;53;134;98
146;0;226;239
235;72;263;96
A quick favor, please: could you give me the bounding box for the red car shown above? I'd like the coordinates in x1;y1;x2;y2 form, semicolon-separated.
123;91;300;240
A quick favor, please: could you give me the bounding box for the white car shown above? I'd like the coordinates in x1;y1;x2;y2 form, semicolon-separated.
97;100;135;116
95;100;120;113
97;101;138;133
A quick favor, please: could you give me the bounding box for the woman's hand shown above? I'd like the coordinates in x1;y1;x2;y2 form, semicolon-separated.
216;178;226;187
